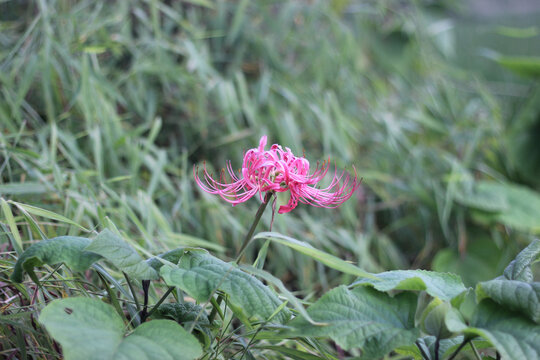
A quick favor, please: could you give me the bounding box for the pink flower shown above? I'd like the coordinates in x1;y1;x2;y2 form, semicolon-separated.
194;136;361;214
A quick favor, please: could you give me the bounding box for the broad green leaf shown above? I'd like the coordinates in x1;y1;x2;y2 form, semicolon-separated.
160;250;290;324
502;239;540;282
352;269;466;301
446;299;540;360
419;298;460;339
240;264;324;325
254;232;376;280
39;297;202;360
85;229;158;280
288;286;419;359
477;280;540;324
146;247;207;272
9;201;89;231
11;236;102;283
459;182;540;233
454;182;508;212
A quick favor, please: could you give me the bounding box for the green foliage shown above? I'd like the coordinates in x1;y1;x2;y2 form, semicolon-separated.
85;229;158;280
39;297;202;360
456;182;540;233
254;232;376;279
476;280;540;323
11;236;102;283
446;299;540;360
502;239;540;282
497;56;540;77
2;0;540;359
353;269;466;301
154;303;212;348
289;286;420;359
476;240;540;323
160;250;290;324
398;336;465;360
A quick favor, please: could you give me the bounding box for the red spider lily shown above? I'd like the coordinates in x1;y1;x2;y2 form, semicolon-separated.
194;136;361;214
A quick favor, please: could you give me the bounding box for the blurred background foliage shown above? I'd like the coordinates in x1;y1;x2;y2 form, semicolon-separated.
2;0;540;301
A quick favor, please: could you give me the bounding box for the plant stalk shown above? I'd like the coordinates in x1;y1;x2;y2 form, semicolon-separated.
235;191;273;263
209;192;273;324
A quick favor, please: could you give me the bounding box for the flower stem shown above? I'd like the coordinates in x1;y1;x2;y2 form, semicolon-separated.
209;192;273;324
235;192;273;263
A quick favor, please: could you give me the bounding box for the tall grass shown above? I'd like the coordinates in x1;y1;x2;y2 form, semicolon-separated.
1;0;538;357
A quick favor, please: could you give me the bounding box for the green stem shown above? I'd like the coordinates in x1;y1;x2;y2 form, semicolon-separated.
209;192;273;324
235;191;273;263
470;341;482;360
123;272;141;312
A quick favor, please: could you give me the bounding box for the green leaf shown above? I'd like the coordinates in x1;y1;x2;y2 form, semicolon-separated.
288;286;419;359
352;269;466;301
419;298;460;339
85;229;158;280
154;302;212;348
39;297;202;360
502;239;540;282
454;182;509;212
497;56;540;78
477;280;540;324
159;250;290;324
432;234;512;287
0;182;48;195
1;198;23;255
254;232;376;280
11;236;102;283
9;201;90;232
446;299;540;360
458;182;540;233
146;247;207;272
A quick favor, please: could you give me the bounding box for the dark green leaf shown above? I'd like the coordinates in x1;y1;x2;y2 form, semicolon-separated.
477;280;540;323
446;299;540;360
146;247;206;272
160;250;290;324
39;297;202;360
11;236;102;283
288;286;419;359
85;229;158;280
502;239;540;282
